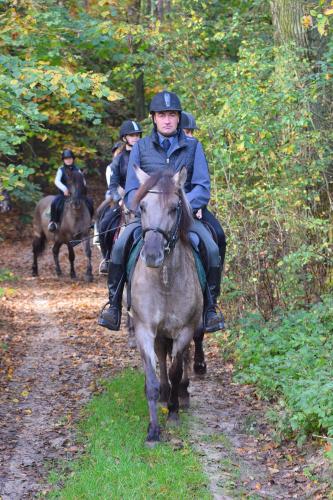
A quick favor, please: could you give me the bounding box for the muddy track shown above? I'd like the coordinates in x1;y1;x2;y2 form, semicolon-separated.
0;239;331;499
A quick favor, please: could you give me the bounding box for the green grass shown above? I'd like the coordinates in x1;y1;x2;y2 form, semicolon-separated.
228;296;333;443
49;369;210;499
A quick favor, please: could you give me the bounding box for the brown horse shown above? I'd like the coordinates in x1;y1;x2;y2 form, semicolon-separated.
130;166;203;444
32;170;93;281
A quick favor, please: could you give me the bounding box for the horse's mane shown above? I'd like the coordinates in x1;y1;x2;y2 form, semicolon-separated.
134;169;193;242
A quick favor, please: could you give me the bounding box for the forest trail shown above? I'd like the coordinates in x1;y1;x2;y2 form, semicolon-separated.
0;238;330;498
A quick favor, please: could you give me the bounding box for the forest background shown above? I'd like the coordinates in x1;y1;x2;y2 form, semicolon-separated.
0;0;332;444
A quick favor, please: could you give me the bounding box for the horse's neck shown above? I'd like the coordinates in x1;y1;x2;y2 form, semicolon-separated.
158;241;194;288
62;202;88;230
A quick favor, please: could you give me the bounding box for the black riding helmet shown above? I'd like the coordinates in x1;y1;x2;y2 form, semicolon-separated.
62;149;75;160
149;90;182;113
119;120;143;138
181;112;199;130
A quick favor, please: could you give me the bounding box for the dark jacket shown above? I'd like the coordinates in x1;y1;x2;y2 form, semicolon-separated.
124;129;210;210
56;165;81;195
107;150;130;201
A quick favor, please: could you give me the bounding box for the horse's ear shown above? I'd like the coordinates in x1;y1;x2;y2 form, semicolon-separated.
173;166;187;189
134;165;150;185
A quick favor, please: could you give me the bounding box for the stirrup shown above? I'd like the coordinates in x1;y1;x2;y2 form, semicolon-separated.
99;259;109;275
204;305;225;333
97;302;121;331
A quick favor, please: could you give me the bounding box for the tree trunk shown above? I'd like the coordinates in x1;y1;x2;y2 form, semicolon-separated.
157;0;164;20
134;69;145;120
270;0;327;62
270;0;333;260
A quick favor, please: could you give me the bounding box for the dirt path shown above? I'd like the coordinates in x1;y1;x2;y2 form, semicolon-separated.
0;239;140;498
0;238;331;498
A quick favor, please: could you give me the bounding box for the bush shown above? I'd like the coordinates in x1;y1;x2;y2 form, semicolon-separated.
231;296;333;442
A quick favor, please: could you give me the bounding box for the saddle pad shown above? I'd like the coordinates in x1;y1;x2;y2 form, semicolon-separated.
126;239;206;292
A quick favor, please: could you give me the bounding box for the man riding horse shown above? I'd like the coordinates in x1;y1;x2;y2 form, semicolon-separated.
98;90;226;333
48;149;93;233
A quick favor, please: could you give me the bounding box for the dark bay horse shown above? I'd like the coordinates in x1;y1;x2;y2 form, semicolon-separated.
94;196;124;274
131;166;203;444
32;170;93;281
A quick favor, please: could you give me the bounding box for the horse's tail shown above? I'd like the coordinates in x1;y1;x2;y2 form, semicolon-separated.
33;232;47;256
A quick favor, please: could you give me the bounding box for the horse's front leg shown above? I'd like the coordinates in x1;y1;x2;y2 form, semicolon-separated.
136;326;160;444
168;328;193;422
83;237;93;282
179;345;191;409
67;243;76;279
52;241;62;276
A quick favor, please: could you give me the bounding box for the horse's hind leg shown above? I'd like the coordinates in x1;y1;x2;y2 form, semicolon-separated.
83;238;93;282
193;326;207;375
155;338;171;404
67;243;76;279
32;232;46;277
52;241;62;276
168;351;183;423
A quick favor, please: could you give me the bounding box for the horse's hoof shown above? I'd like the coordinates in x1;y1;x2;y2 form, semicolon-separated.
70;273;77;280
127;337;137;349
32;270;38;277
167;412;180;426
194;361;207;375
85;274;93;283
147;423;160;443
56;271;62;277
145;439;160;449
179;396;190;409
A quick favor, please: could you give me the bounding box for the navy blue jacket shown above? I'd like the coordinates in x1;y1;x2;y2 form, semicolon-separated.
124;129;210;211
107;150;130;201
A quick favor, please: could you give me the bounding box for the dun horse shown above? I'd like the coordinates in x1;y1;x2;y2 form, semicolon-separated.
131;166;203;444
32;170;93;281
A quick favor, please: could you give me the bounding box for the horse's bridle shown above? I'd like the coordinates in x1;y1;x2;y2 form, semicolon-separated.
141;190;183;255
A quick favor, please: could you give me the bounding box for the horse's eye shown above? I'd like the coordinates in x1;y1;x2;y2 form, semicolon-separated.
168;205;177;215
140;202;146;212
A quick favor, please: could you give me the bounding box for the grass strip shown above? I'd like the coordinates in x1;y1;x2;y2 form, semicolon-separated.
49;369;210;499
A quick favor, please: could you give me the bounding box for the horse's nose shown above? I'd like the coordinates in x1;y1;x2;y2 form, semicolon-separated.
71;200;81;209
141;231;165;268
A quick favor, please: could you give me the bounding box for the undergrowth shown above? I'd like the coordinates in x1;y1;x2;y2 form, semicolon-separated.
228;296;333;445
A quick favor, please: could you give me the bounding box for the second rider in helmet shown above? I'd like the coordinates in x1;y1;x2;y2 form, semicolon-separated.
105;120;143;202
98;121;142;274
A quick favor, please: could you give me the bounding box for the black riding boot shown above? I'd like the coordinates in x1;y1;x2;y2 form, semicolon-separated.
98;263;125;331
204;266;225;333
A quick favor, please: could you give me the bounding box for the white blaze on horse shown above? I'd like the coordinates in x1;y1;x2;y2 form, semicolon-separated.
130;166;203;444
32;170;93;281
